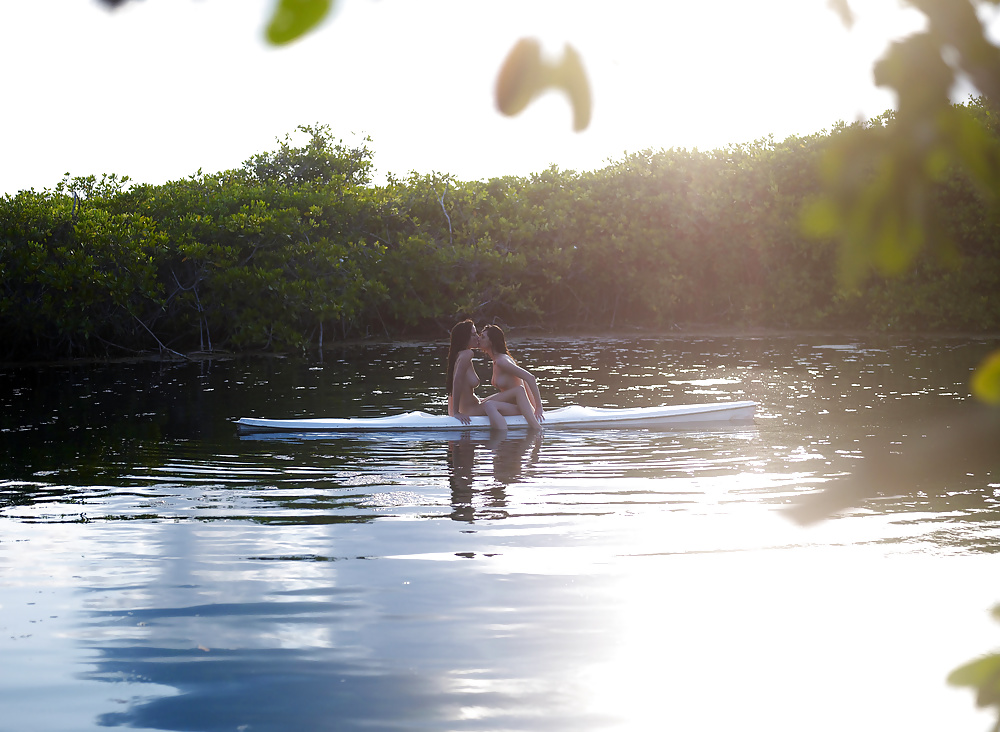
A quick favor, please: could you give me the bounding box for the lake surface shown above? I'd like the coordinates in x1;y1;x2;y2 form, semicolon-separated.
1;334;999;732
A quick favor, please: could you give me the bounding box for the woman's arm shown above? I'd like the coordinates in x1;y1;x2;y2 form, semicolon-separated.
521;371;544;419
496;356;544;419
451;352;474;424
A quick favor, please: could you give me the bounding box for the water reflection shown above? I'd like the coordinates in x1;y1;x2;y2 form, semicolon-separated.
70;522;620;732
788;400;1000;525
447;431;543;522
3;335;1000;732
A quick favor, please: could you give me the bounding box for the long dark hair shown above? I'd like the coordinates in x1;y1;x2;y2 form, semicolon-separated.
446;319;475;395
482;324;512;358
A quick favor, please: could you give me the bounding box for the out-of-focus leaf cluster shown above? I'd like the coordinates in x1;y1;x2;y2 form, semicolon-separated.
802;2;1000;719
948;606;1000;719
805;0;1000;453
803;8;1000;288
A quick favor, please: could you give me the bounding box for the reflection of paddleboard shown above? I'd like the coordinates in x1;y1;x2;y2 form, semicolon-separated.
236;401;756;433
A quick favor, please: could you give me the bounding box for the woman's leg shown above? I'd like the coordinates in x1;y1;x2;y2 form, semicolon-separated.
482;400;509;432
483;386;540;429
462;399;510;431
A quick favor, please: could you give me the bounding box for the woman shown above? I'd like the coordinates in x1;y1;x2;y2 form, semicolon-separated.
479;324;544;428
446;319;524;430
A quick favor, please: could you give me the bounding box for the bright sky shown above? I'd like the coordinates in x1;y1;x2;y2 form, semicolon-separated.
1;0;934;195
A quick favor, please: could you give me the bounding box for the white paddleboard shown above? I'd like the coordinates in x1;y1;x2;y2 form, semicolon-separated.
236;401;756;433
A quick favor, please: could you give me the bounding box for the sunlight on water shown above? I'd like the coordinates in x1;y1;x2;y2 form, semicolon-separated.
1;335;998;731
574;551;998;732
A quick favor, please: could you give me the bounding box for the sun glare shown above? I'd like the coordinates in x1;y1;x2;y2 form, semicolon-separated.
0;0;948;193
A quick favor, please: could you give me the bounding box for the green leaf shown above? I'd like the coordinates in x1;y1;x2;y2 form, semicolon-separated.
800;198;839;238
944;106;1000;199
265;0;333;46
971;348;1000;405
948;654;1000;689
948;654;1000;708
873;208;923;275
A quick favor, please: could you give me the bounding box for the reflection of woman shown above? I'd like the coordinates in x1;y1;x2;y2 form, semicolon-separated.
446;320;538;430
479;324;544;427
446;435;478;523
488;429;542;486
446;431;542;522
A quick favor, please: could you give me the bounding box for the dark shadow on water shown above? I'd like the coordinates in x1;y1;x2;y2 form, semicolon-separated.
787;402;1000;526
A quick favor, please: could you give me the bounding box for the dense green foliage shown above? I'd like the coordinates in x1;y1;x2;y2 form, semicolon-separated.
2;114;999;360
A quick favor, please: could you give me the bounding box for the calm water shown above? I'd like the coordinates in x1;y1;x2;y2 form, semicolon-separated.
1;335;999;732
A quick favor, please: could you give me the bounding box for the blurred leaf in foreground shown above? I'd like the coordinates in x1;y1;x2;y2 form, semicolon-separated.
805;0;1000;289
972;349;1000;405
948;611;1000;723
266;0;334;46
496;38;591;131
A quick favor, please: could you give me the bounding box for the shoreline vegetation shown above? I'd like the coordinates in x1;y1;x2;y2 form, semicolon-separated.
2;105;999;364
3;326;996;371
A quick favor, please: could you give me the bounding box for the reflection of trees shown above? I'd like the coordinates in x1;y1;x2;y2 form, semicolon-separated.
91;643;450;731
447;431;542;522
79;523;422;732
